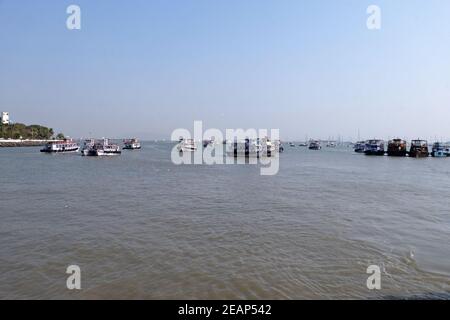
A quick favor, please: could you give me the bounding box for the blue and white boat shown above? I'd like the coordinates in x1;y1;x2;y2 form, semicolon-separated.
364;139;385;156
431;142;449;157
354;141;366;153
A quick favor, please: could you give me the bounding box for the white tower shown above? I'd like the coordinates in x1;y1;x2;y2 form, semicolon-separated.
1;112;10;125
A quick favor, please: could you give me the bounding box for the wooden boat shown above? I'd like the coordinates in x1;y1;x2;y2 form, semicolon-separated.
409;140;429;158
387;139;407;157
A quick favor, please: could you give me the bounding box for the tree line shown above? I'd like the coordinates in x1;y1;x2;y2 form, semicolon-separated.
0;123;65;140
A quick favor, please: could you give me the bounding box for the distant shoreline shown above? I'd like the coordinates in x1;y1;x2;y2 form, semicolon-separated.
0;139;61;148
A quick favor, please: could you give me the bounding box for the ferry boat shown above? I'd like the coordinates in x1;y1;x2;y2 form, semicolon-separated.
202;139;214;148
265;138;277;156
83;138;121;156
277;140;284;153
354;141;366;153
123;138;141;150
226;137;277;158
81;138;95;156
387;139;407;157
364;139;385;156
431;142;449;157
40;139;79;153
177;138;197;152
409;140;429;158
308;140;321;150
298;142;308;147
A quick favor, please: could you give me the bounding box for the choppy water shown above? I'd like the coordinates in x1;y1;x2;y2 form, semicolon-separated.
0;142;449;299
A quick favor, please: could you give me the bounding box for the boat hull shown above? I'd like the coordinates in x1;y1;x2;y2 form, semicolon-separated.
387;150;407;157
409;151;429;158
432;151;448;157
364;150;385;156
40;147;79;153
123;146;141;150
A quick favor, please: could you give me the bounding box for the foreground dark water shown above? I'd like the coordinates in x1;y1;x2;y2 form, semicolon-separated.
0;142;449;299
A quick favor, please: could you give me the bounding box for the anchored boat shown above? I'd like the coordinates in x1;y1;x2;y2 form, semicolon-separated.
431;142;449;157
40;139;79;153
177;138;197;152
81;139;95;156
364;139;385;156
226;137;277;158
354;141;366;153
82;138;121;156
202;139;214;148
308;140;321;150
123;138;141;150
298;142;308;147
387;139;407;157
409;140;429;158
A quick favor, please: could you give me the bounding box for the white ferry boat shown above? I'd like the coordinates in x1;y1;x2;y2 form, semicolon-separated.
40;139;79;153
177;138;197;152
123;138;141;150
226;137;278;158
81;139;95;156
83;138;121;156
308;140;322;150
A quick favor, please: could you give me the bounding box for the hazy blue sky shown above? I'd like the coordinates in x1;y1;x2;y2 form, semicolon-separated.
1;0;450;141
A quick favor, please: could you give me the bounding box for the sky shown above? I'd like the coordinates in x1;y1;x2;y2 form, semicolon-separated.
1;0;450;141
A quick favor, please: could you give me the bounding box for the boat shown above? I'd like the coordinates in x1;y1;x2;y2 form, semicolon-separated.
326;141;336;148
387;139;407;157
264;138;277;156
40;139;79;153
364;139;385;156
409;140;429;158
202;139;214;148
298;142;308;147
226;137;277;158
431;142;449;157
289;142;295;147
81;138;95;156
123;138;141;150
354;141;366;153
83;138;121;156
276;141;284;153
177;138;197;152
308;140;321;150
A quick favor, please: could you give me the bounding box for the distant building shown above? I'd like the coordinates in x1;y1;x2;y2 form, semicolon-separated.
1;112;10;125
